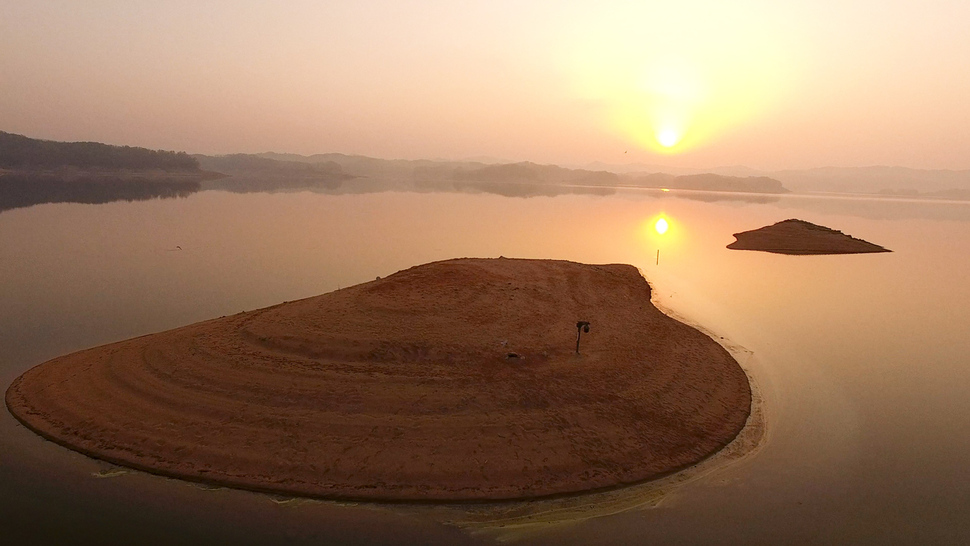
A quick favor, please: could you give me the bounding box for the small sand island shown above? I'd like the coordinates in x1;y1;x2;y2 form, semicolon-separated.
727;219;891;255
6;258;751;502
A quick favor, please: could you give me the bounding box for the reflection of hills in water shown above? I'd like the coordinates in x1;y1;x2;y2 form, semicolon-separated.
652;189;781;204
0;131;206;213
0;173;202;213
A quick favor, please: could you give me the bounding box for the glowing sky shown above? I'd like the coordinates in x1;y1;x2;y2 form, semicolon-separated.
1;1;968;169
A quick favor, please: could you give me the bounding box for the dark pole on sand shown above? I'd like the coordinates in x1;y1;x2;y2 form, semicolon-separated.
656;249;660;265
575;321;590;354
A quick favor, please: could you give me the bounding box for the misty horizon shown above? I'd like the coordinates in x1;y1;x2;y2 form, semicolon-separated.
8;129;970;175
6;128;970;180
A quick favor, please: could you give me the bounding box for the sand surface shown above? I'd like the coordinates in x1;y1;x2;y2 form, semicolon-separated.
6;258;751;502
727;219;891;255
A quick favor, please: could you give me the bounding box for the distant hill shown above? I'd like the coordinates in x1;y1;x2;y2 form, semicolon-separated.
193;154;355;193
584;161;762;177
7;132;967;198
257;152;486;180
0;135;801;210
256;152;786;195
587;162;970;198
453;162;619;186
0;132;203;213
415;161;620;187
622;172;789;193
0;131;199;171
195;154;350;179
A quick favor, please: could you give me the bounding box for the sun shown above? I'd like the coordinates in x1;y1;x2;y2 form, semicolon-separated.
655;218;669;234
657;129;681;148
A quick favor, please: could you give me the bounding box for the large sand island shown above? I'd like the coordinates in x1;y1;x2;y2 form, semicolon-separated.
6;258;751;502
727;219;891;255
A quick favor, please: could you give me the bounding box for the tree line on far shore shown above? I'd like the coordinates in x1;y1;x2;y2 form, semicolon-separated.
0;131;199;171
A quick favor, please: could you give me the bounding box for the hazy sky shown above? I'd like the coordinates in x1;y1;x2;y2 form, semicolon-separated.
2;1;968;170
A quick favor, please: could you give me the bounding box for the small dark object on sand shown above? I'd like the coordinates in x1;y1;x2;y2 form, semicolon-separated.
575;321;590;354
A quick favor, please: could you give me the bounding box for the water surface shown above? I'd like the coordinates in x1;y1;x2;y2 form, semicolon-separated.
2;187;969;544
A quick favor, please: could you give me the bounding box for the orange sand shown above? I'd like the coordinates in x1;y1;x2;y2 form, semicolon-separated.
727;219;891;255
6;258;751;502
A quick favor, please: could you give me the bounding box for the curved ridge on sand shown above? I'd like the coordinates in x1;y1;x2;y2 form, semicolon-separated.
6;258;751;502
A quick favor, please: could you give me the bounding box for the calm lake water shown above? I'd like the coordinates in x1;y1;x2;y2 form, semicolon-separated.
2;187;970;544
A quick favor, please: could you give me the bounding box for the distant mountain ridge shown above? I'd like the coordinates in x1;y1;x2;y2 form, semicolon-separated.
0;131;204;213
12;131;967;201
0;131;199;171
253;152;789;194
626;173;789;193
193;153;355;193
4;131;967;196
586;160;970;195
194;154;351;180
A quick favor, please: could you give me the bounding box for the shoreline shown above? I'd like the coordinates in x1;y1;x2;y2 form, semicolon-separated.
6;258;752;502
4;399;756;506
443;348;766;539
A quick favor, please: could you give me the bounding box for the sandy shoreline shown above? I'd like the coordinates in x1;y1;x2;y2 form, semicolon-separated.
6;258;751;502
